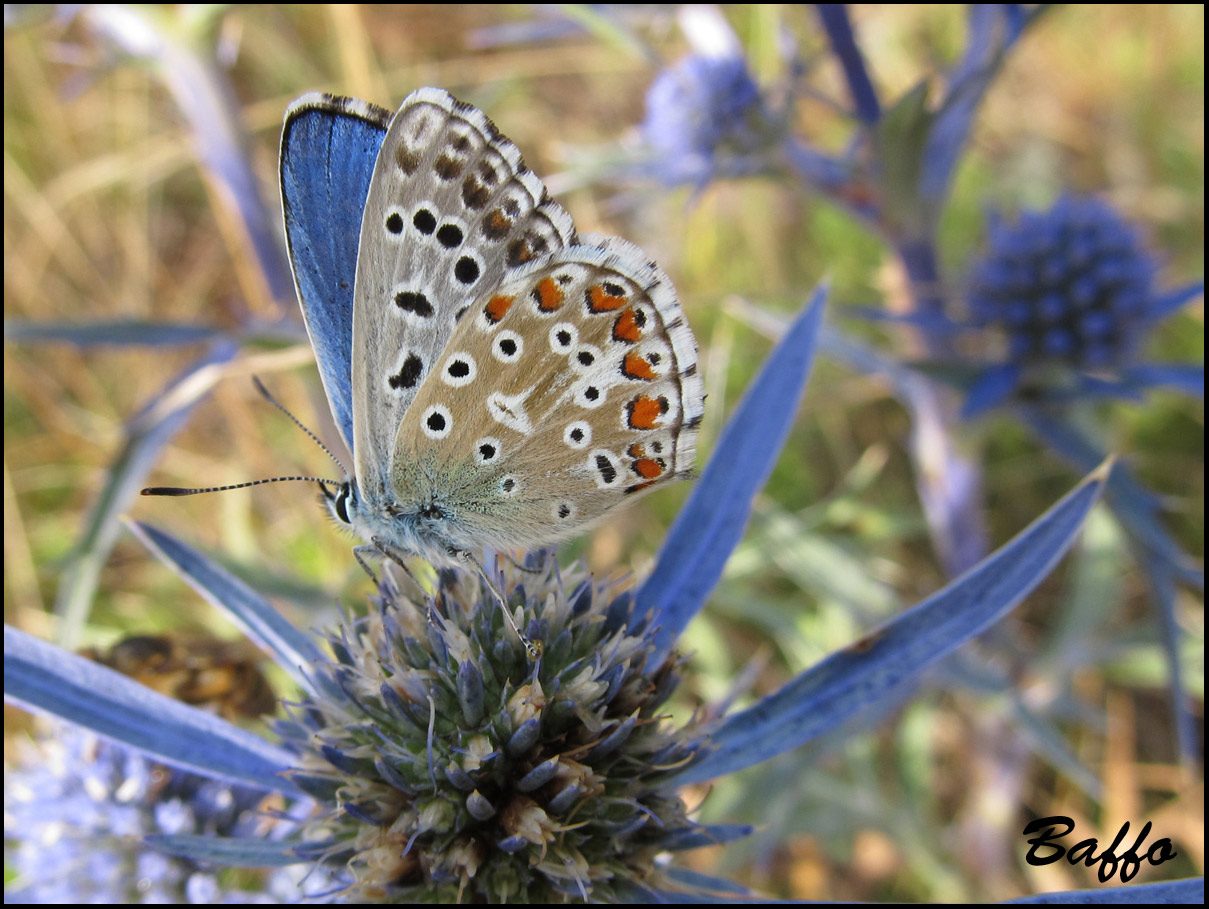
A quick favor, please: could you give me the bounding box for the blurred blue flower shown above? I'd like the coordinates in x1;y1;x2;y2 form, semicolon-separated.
642;54;768;186
962;196;1204;417
9;289;1188;901
3;723;312;902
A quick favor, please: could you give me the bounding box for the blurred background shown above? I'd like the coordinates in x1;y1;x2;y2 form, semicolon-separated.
4;5;1203;901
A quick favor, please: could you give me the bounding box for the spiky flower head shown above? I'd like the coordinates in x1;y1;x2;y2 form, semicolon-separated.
278;555;706;902
966;196;1159;370
642;54;767;185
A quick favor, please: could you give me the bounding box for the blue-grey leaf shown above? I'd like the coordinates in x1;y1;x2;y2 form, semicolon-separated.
4;626;298;794
3;319;225;347
1018;408;1202;589
1146;279;1204;322
672;464;1107;785
144;833;305;867
961;362;1023;418
125;521;325;693
659;823;754;851
53;341;236;647
642;286;826;663
1121;363;1204;397
1004;876;1203;904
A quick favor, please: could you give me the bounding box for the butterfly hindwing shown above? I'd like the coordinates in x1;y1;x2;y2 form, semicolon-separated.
351;88;577;503
390;235;705;552
280;94;391;454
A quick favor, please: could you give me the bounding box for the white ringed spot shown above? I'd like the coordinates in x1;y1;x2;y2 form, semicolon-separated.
563;421;592;449
441;351;477;387
421;404;453;439
493;330;524;363
548;322;578;353
474;437;502;465
573;379;607;409
570;344;602;373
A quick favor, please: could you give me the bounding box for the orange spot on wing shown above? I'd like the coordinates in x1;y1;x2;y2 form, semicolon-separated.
624;479;658;495
612;308;644;343
533;276;564;311
587;284;627;312
627;395;667;430
485;294;514;323
632;457;663;479
627;443;645;459
622;352;657;380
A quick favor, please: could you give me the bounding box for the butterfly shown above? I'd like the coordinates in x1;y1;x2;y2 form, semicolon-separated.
278;88;705;574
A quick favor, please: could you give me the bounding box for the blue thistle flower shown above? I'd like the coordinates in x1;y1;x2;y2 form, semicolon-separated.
642;54;768;186
961;196;1204;416
277;558;703;901
968;197;1158;368
3;724;305;902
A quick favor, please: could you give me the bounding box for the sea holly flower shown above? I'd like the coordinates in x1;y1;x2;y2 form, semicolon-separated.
947;197;1204;764
638;6;779;188
961;196;1204;418
3;723;320;903
12;291;1194;902
642;53;768;186
4;634;330;902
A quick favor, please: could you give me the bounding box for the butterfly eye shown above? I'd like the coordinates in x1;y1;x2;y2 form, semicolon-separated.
333;483;353;524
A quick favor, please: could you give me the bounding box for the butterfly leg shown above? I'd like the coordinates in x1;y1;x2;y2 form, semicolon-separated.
352;544;382;584
501;550;551;575
371;536;429;592
458;550;543;660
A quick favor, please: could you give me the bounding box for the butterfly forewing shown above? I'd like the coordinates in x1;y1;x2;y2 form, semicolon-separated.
391;235;705;552
351;88;576;504
280;93;391;453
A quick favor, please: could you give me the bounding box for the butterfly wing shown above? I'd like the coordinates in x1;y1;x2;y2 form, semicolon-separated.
351;88;576;504
391;234;705;553
280;93;390;453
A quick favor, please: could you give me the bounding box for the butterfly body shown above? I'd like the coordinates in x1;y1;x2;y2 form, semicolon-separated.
281;89;704;568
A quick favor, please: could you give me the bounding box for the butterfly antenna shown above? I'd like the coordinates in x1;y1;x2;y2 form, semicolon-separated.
251;375;350;475
143;476;341;497
141;377;349;498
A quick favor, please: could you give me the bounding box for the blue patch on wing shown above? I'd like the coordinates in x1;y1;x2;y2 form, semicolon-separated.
280;98;389;453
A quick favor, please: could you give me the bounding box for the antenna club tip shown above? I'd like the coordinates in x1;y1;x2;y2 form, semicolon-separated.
141;487;189;496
